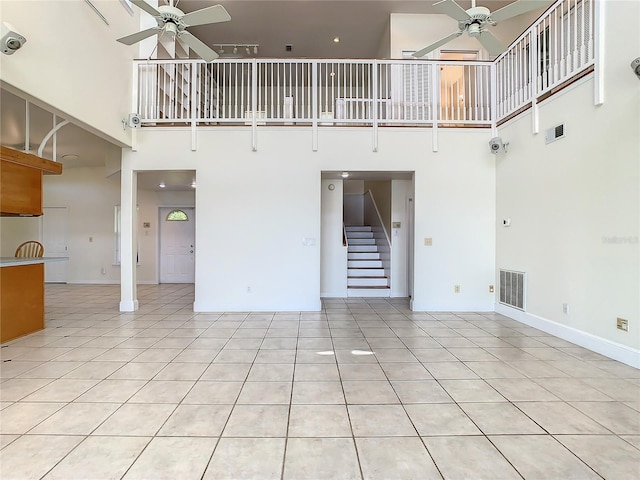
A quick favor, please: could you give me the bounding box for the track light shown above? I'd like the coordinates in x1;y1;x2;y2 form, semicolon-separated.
211;43;259;57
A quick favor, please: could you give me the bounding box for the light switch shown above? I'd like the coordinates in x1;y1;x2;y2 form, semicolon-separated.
392;222;401;228
424;237;433;246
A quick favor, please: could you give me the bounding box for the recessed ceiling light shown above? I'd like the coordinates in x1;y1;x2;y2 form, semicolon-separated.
158;182;166;188
341;172;349;178
61;154;79;161
333;36;340;43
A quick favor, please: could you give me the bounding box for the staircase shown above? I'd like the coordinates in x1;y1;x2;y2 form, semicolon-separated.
345;225;390;297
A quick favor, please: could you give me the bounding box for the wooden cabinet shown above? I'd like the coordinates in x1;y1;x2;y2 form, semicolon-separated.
0;146;62;216
0;262;44;342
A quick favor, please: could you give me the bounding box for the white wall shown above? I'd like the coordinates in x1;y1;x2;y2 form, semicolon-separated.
377;18;391;58
321;179;347;297
39;166;194;284
0;0;138;146
391;179;412;297
391;14;488;59
43;167;121;283
495;0;640;358
0;217;40;257
122;126;496;312
344;180;365;226
364;180;392;235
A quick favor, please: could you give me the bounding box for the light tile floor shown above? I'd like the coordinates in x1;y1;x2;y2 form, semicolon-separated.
1;284;639;479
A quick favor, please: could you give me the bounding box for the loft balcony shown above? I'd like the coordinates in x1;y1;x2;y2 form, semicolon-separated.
133;0;596;136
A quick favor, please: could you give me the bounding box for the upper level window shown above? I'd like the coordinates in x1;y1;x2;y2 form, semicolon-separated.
166;209;189;221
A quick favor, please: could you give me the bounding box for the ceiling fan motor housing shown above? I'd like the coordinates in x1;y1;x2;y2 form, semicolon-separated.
157;5;187;32
459;6;491;37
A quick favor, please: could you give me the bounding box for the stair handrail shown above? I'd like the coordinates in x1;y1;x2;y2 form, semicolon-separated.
364;190;391;248
343;223;349;247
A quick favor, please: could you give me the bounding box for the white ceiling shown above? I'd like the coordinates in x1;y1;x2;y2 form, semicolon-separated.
165;0;515;59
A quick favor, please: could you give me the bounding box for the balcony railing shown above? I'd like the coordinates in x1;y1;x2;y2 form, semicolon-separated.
133;0;595;131
495;0;595;121
135;58;493;127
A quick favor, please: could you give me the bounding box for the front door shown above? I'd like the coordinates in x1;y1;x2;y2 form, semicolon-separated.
159;207;195;283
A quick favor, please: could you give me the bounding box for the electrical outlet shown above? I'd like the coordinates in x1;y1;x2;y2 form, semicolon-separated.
489;285;494;293
454;285;460;293
617;317;629;332
424;237;433;246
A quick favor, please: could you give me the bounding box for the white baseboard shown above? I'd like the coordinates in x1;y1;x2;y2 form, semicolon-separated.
495;303;640;369
67;280;120;285
321;291;348;298
119;299;139;312
64;280;158;285
194;300;323;313
411;301;495;312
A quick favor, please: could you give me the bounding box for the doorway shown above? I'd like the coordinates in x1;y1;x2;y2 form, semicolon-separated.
42;206;68;283
159;207;195;283
320;172;414;299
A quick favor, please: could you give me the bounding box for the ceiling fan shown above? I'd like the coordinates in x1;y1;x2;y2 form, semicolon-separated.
413;0;550;58
116;0;231;62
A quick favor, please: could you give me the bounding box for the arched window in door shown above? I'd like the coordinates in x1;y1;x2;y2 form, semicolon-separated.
166;209;189;221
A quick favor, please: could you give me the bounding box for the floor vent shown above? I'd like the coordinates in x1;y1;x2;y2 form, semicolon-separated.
499;269;526;310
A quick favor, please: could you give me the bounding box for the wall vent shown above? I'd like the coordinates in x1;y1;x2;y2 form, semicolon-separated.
499;269;526;310
545;123;565;144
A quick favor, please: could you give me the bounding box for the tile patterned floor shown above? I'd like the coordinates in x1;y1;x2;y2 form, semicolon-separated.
1;284;639;479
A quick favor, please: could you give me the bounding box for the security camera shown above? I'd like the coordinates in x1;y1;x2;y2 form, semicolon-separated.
128;113;141;128
631;57;640;79
1;22;26;55
489;137;504;155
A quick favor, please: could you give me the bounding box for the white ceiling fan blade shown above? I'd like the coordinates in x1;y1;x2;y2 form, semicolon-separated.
117;27;161;45
490;0;551;23
130;0;162;18
178;31;219;62
181;5;231;27
413;31;463;58
476;30;507;57
432;0;471;22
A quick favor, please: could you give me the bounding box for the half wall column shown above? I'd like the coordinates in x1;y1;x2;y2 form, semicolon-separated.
120;160;138;312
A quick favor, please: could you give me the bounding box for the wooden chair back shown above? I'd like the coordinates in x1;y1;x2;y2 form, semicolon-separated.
14;241;44;258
